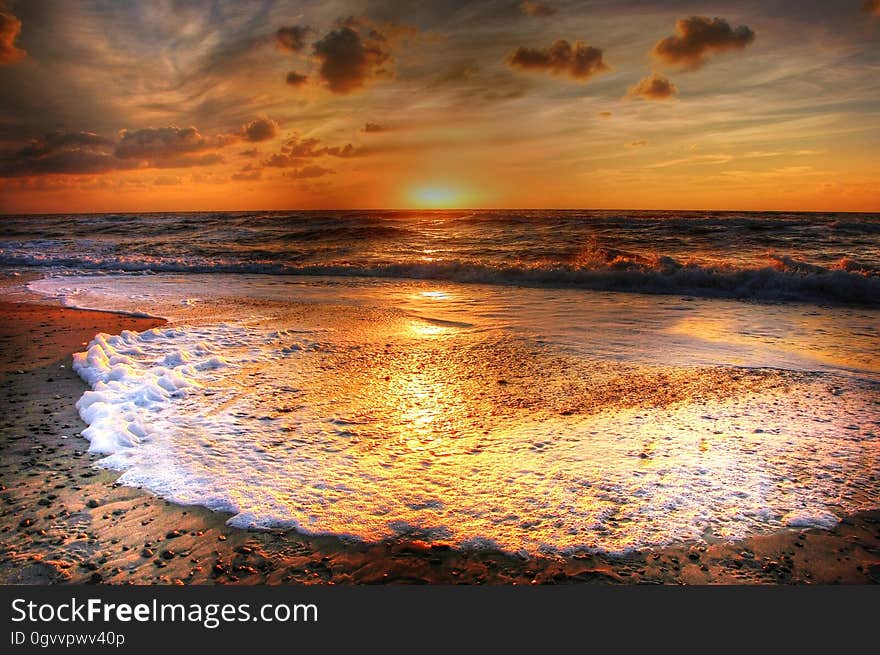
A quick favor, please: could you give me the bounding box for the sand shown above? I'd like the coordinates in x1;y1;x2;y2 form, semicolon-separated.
0;297;878;585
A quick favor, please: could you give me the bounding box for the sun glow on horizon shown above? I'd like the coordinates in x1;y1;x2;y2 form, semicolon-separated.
408;185;470;209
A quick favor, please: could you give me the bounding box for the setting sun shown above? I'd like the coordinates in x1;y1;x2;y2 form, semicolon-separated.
408;185;470;209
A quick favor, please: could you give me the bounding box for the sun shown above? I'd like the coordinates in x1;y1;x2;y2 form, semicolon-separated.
407;185;467;209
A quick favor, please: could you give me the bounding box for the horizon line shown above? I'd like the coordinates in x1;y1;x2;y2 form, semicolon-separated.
2;206;879;217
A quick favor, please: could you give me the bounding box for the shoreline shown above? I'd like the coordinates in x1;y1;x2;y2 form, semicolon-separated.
0;296;878;584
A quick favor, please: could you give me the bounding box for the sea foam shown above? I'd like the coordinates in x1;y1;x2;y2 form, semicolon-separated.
72;328;233;456
66;308;880;554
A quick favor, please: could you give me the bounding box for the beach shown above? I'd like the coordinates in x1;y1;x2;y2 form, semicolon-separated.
1;210;879;585
2;287;878;585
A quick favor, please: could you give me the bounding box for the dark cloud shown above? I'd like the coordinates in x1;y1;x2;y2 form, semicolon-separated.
0;8;25;64
507;40;609;81
597;111;613;119
653;16;755;70
240;118;278;142
361;122;388;133
0;130;123;177
324;143;358;157
0;150;126;177
312;23;392;94
520;2;557;17
263;135;359;168
17;131;114;158
0;124;231;177
627;140;648;148
114;126;211;159
276;25;311;52
286;71;309;87
263;136;324;168
627;73;677;100
864;0;880;16
239;148;260;157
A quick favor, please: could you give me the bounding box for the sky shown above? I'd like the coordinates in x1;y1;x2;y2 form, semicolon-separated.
0;0;878;213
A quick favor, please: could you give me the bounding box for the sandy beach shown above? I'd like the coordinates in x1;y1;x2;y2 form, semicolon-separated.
1;294;878;585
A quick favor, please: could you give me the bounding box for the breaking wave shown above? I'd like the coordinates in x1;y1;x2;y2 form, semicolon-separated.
2;248;878;305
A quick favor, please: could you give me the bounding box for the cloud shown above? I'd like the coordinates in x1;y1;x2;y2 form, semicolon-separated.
284;165;333;180
115;127;212;159
0;131;125;177
312;22;392;94
263;135;359;168
520;2;557;17
286;71;309;87
361;122;389;133
597;111;613;119
240;118;278;143
0;151;125;177
276;25;311;52
324;143;358;157
150;152;224;168
627;73;677;100
507;40;609;82
231;164;261;181
17;131;114;158
1;125;232;177
627;140;648;148
864;0;880;16
653;17;755;70
0;8;25;65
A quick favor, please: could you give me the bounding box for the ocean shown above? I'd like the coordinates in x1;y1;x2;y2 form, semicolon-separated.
2;209;879;554
2;209;879;304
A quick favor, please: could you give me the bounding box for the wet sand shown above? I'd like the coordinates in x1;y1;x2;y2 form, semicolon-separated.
1;298;878;585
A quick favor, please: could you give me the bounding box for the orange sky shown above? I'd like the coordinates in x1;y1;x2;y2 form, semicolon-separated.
0;1;878;213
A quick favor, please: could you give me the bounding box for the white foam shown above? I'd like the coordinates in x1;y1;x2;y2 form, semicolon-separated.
66;319;880;555
48;273;880;553
783;511;841;530
72;327;234;455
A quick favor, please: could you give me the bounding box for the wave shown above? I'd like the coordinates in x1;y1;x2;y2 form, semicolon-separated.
3;247;879;306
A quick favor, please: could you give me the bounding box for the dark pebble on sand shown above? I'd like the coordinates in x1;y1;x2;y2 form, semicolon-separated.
166;530;182;539
88;573;102;584
19;518;34;528
160;549;176;560
86;499;99;508
141;548;154;558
